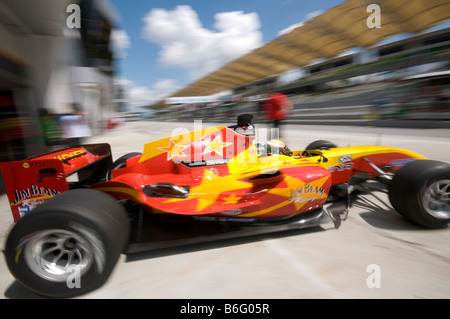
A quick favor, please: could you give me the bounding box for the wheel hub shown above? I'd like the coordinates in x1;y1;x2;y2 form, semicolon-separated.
24;229;94;283
422;179;450;220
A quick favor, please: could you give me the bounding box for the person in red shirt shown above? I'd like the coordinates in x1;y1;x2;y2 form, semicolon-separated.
263;89;293;130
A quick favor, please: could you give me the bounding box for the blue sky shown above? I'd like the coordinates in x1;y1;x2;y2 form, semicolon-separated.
108;0;344;108
107;0;449;109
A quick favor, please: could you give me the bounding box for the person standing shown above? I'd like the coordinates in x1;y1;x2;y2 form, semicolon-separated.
263;89;293;130
38;108;61;149
59;103;92;146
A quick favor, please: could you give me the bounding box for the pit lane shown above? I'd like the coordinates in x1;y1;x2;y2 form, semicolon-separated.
1;120;449;299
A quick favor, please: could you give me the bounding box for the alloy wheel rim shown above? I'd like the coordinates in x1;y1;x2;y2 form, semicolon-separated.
24;229;94;282
422;179;450;220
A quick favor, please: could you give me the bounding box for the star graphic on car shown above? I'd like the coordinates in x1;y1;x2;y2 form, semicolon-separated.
202;135;232;157
222;193;242;204
158;139;189;160
163;169;251;212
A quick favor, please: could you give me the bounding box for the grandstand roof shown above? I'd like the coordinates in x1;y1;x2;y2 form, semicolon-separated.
161;0;450;103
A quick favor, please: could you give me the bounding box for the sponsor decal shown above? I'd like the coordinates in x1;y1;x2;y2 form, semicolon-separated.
13;185;61;205
329;162;354;173
289;183;325;202
12;185;61;217
294;196;323;204
338;155;353;163
53;149;85;162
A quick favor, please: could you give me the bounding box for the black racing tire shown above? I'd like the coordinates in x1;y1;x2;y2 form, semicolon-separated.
305;140;337;150
4;189;130;298
388;160;450;229
107;152;141;180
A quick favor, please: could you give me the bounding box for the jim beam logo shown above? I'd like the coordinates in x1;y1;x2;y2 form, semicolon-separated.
13;185;61;215
289;183;325;203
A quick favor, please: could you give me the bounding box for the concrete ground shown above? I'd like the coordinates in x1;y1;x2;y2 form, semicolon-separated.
1;120;449;299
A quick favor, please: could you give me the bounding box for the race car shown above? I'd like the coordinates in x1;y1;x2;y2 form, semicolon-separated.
1;118;449;298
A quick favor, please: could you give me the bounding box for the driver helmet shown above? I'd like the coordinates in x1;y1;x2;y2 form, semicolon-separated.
235;114;255;136
265;139;292;156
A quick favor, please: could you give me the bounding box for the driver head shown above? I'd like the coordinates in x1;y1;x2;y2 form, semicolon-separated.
265;139;292;156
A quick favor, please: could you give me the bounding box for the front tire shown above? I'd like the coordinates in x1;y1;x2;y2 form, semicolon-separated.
388;160;450;228
4;189;130;298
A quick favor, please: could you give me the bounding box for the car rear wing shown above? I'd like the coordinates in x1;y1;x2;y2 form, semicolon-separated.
0;144;112;222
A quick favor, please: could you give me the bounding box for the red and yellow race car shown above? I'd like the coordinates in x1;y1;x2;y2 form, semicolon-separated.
1;118;449;297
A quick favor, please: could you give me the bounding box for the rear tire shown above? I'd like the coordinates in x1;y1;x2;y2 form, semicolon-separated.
388;160;450;229
305;140;337;150
4;189;130;298
107;152;141;180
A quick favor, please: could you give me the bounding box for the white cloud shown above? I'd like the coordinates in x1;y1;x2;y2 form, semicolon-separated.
110;29;131;58
278;10;324;36
142;5;262;80
115;77;180;109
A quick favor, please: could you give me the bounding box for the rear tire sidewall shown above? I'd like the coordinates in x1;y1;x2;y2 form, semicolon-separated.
107;152;142;180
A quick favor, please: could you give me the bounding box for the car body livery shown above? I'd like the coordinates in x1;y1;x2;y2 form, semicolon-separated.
1;123;449;298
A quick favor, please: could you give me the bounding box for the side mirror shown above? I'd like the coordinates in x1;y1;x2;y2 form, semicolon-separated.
317;155;328;163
